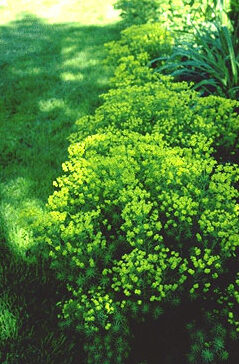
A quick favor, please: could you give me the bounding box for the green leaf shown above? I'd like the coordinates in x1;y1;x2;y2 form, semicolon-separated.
202;349;214;362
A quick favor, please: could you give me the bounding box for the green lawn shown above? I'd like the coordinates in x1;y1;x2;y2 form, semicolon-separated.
0;1;120;362
0;0;120;256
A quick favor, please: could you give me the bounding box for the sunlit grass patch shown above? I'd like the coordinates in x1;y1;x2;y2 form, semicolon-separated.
0;293;19;342
61;71;84;81
0;176;45;257
0;0;120;25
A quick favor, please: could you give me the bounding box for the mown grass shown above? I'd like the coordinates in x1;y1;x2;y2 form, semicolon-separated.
0;1;121;362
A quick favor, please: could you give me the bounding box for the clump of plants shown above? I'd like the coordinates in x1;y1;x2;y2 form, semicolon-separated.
141;0;239;100
104;22;174;91
153;21;239;99
71;81;239;162
104;22;173;69
113;0;162;27
41;129;239;363
114;0;225;31
114;0;239;100
34;10;239;364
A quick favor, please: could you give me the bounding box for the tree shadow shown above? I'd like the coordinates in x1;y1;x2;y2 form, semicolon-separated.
0;13;120;363
0;13;120;200
0;13;121;254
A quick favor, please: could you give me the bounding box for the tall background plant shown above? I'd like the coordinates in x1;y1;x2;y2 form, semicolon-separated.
139;0;239;99
114;0;233;31
153;22;239;99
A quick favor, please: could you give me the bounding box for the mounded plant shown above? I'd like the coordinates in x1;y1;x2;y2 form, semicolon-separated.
104;22;173;69
34;13;239;364
71;81;239;162
42;130;239;363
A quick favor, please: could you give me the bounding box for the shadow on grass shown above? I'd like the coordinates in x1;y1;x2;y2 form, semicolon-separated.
0;13;121;253
0;13;120;363
0;13;120;200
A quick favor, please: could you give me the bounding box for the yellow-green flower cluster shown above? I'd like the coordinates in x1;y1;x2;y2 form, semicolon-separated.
105;22;173;68
71;81;239;160
45;130;239;362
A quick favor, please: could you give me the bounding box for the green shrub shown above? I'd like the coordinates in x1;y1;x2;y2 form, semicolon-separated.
36;13;239;363
114;0;161;26
102;24;239;161
43;130;239;362
109;54;163;87
104;22;173;68
71;81;239;160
